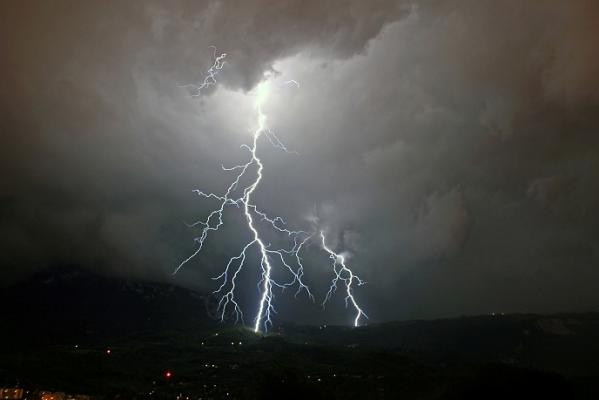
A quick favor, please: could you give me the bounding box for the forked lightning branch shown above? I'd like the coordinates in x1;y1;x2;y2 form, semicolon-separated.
174;48;367;333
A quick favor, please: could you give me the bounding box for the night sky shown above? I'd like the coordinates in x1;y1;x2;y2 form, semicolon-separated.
2;1;599;326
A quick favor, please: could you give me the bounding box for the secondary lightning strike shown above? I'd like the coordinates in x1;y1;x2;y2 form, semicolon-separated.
179;46;227;97
176;48;368;332
320;232;368;327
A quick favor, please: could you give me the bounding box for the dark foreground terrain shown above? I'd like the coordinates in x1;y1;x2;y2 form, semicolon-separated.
1;268;598;399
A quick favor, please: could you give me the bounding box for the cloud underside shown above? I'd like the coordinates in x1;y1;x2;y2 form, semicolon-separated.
1;0;599;322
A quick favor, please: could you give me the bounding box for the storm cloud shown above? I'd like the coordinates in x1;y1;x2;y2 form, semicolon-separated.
1;0;599;324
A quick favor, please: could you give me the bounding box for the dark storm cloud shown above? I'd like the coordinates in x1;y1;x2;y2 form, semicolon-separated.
0;0;405;280
1;0;599;323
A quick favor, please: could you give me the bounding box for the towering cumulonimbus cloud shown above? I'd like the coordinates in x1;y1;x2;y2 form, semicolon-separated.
2;1;599;324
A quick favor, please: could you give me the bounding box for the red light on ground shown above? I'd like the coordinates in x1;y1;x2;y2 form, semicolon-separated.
164;370;173;379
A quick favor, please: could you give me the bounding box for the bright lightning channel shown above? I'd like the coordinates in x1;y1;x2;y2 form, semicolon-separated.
320;232;367;327
178;45;227;97
175;48;367;332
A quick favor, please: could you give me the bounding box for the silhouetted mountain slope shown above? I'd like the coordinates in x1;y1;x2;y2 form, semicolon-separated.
3;267;599;378
281;313;599;376
1;269;598;398
0;266;212;343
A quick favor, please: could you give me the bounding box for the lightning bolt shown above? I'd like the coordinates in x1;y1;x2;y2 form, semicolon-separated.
320;232;368;327
176;48;367;332
179;45;227;97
